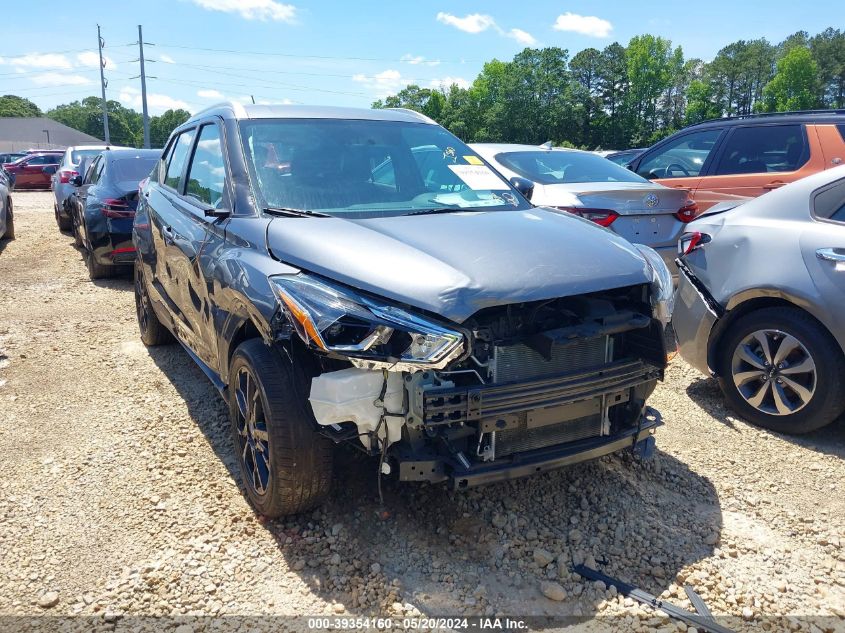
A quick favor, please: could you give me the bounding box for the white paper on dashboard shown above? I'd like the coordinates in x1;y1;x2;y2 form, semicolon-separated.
447;164;508;190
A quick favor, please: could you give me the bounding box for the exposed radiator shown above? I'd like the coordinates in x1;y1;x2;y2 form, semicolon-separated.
494;336;610;383
496;414;603;456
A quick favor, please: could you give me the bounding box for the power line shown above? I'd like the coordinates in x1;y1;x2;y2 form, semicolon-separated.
152;42;474;64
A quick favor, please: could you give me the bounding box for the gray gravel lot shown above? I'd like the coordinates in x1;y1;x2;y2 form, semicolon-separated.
0;191;844;632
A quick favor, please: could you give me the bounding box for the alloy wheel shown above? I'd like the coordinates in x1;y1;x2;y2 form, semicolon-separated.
731;329;817;416
234;367;271;496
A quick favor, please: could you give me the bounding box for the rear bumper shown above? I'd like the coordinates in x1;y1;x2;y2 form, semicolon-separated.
672;260;721;375
90;232;136;265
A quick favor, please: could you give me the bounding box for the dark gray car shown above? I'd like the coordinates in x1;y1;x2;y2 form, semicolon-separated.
673;165;845;434
133;103;673;517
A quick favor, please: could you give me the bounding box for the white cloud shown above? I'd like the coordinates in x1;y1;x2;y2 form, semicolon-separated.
401;54;441;67
429;76;470;90
436;12;496;34
1;53;72;69
352;69;409;98
189;0;296;22
31;73;91;86
552;13;613;38
118;86;191;115
160;54;175;64
507;28;537;46
197;89;224;99
76;51;116;69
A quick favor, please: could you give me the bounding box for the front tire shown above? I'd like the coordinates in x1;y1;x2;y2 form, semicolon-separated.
229;339;333;517
717;307;845;434
134;263;173;346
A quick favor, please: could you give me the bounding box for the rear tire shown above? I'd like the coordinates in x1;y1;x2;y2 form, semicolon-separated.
717;307;845;434
85;248;115;280
56;203;71;231
229;339;333;517
3;200;13;240
134;263;173;346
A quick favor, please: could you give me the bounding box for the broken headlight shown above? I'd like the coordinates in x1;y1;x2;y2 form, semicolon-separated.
269;274;464;369
634;244;674;325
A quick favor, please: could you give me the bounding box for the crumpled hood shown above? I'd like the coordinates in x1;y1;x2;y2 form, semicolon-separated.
267;207;652;323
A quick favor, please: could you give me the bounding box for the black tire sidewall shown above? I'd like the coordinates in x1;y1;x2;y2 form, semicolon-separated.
717;308;845;434
228;340;333;517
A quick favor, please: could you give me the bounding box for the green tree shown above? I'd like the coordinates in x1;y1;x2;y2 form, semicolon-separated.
810;28;845;107
0;95;42;117
760;46;821;111
570;48;604;147
46;96;142;146
150;109;192;147
625;35;676;144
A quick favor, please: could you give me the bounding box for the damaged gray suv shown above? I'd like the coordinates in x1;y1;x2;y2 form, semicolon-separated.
133;103;673;517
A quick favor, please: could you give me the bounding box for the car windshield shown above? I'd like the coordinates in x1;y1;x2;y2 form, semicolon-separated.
111;158;158;183
239;119;530;217
495;150;648;185
71;149;105;164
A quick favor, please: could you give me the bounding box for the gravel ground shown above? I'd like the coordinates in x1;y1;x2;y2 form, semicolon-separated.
0;191;844;632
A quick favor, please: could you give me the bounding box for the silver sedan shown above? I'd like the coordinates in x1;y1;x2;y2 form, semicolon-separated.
673;165;845;434
472;143;698;275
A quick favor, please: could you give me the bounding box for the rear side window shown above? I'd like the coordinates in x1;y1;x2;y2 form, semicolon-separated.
713;125;808;175
838;124;845;143
26;154;57;166
636;128;722;179
164;129;196;191
813;178;845;223
185;124;226;207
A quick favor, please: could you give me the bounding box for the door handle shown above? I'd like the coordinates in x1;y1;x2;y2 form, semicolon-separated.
763;181;785;190
816;248;845;263
162;225;175;243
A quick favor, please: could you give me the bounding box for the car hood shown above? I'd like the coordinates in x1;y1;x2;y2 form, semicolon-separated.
267;207;652;323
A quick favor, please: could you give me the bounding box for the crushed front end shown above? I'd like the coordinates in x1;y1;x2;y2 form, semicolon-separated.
270;272;667;489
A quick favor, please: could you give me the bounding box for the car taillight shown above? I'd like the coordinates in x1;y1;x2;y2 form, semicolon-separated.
556;206;619;227
678;231;711;256
674;200;700;223
102;198;134;219
58;170;78;184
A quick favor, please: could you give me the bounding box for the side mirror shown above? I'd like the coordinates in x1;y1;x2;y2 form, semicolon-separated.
509;176;534;201
42;165;58;175
69;175;83;187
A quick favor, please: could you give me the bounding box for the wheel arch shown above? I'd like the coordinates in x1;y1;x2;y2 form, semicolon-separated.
707;293;844;375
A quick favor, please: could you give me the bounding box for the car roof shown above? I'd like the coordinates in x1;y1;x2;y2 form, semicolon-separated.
680;109;845;132
102;148;161;160
183;102;436;126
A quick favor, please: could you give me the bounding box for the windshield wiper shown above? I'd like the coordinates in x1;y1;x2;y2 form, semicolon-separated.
406;207;481;216
263;206;330;218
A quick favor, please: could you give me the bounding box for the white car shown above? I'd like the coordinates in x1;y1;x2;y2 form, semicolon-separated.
472;143;699;275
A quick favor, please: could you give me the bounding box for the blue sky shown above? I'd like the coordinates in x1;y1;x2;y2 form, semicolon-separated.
1;0;842;115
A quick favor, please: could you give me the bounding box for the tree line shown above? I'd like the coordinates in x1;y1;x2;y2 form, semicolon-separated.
373;28;845;149
0;94;190;148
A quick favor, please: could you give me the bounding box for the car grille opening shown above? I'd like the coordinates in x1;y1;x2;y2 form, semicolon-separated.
493;335;610;383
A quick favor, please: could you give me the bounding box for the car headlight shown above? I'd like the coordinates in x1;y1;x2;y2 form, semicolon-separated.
269;274;465;370
634;244;674;324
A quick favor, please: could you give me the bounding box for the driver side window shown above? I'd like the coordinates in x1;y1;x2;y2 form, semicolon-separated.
636;128;723;179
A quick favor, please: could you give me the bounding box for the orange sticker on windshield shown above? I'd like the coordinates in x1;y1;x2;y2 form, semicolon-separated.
464;155;483;165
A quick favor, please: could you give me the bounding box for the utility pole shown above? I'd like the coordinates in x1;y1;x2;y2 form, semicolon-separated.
138;25;150;148
97;24;110;144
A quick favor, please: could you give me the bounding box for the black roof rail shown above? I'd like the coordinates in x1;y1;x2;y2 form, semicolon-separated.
693;109;845;126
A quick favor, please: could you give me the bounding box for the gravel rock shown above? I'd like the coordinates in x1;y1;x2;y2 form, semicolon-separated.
539;581;567;602
37;591;59;608
533;548;555;567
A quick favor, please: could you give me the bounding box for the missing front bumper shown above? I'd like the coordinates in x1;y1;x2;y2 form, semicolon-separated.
398;407;662;489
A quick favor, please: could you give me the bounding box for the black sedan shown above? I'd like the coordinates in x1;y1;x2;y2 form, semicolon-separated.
68;149;159;279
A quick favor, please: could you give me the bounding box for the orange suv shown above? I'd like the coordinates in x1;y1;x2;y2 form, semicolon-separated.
626;110;845;212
